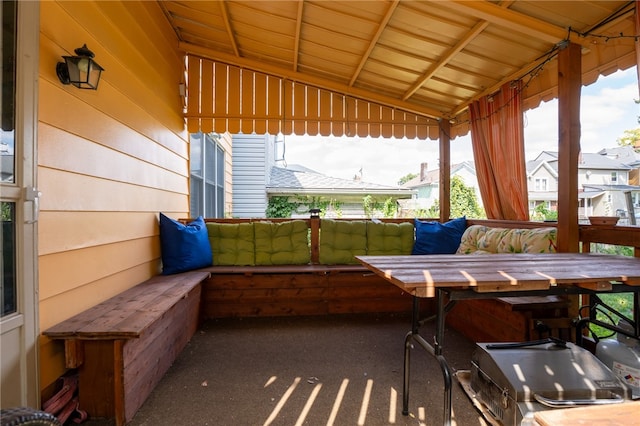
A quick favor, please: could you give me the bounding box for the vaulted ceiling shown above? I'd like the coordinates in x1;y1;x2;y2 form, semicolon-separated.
159;1;638;138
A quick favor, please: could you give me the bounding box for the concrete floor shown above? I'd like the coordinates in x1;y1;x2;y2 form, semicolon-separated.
83;313;491;426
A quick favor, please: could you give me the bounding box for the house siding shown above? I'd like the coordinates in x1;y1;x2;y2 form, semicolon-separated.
232;134;269;218
38;1;186;391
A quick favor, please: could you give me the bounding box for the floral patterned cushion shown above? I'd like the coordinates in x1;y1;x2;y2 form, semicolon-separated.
456;225;557;254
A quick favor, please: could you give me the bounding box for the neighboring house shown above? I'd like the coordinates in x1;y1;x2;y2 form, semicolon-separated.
230;134;415;218
527;149;640;222
400;161;481;212
267;165;415;218
599;146;640;186
526;153;560;215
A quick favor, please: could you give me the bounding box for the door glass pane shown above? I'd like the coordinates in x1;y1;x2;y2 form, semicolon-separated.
1;0;17;184
1;202;16;316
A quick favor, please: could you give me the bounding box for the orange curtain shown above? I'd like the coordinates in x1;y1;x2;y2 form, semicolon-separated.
469;81;529;220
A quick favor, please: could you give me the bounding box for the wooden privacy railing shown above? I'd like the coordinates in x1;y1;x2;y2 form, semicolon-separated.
579;223;640;257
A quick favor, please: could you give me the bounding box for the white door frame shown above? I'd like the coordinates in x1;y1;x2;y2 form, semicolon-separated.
1;0;40;408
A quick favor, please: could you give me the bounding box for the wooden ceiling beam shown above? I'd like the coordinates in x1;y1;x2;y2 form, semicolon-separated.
442;0;590;47
219;0;240;57
403;21;488;101
292;0;304;72
349;0;400;87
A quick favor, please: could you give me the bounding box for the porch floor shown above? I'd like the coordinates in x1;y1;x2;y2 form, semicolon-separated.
84;313;490;426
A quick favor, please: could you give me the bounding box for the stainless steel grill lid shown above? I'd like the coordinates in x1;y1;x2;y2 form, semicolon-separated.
470;341;631;425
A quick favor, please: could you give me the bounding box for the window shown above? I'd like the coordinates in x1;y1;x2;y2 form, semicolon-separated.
1;1;17;317
534;178;547;191
1;202;16;316
190;132;225;218
611;172;618;183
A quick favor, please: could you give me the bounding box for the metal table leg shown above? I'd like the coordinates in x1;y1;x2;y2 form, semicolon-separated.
402;293;453;426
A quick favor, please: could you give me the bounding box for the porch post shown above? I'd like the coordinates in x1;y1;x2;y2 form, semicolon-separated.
439;119;451;221
557;42;581;253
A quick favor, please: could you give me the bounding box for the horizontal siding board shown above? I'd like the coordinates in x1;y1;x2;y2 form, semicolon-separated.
39;263;161;331
39;125;186;193
38;75;188;168
39;237;160;301
38;168;187;212
38;212;158;256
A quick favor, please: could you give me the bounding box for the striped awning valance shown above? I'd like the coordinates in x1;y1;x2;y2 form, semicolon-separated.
185;57;450;139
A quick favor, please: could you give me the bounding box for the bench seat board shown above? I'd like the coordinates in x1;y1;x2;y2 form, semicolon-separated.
44;271;210;340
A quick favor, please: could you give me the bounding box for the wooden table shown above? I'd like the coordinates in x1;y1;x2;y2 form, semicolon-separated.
356;253;640;426
534;400;640;425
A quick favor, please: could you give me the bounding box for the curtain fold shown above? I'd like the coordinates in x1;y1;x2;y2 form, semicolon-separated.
469;81;529;220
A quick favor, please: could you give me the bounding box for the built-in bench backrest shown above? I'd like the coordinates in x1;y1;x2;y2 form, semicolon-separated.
187;217;559;265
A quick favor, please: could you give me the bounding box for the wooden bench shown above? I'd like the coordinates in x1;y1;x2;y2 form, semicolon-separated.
194;218;570;337
43;271;210;426
199;263;421;318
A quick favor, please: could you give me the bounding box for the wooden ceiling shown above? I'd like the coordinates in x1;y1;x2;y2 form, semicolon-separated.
160;1;638;138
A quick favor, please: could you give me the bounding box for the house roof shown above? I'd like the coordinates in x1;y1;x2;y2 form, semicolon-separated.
530;150;633;171
166;1;638;139
598;146;640;167
583;184;640;192
267;165;415;197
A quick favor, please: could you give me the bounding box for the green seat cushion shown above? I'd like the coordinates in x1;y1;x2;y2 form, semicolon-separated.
254;220;311;265
319;219;367;264
366;221;414;255
206;222;255;265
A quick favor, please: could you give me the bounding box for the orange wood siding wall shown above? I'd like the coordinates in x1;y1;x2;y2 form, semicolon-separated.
37;1;186;391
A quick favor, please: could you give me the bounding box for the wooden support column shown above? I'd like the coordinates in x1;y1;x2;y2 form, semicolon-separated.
439;119;451;221
557;42;581;253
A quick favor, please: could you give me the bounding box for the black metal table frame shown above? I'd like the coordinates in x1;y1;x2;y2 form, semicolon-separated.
402;283;640;426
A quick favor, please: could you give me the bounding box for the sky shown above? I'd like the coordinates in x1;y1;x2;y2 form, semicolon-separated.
280;66;639;187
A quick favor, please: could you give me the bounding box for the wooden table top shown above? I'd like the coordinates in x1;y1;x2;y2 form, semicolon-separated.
533;400;640;426
356;253;640;298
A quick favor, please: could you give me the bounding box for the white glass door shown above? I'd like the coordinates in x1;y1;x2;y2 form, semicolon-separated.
1;0;39;408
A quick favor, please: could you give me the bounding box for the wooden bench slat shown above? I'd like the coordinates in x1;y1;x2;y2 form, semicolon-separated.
43;271;210;339
203;264;368;274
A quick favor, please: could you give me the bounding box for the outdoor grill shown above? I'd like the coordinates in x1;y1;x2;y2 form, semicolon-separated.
470;340;632;426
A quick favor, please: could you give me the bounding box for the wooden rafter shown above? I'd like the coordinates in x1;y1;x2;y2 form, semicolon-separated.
292;0;304;72
348;0;400;87
219;0;239;57
442;0;589;47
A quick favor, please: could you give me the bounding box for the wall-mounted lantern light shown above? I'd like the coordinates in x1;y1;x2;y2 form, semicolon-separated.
56;44;104;90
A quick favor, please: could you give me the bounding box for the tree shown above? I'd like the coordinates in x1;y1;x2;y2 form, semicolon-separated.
617;127;640;148
450;175;484;218
422;175;485;218
397;173;417;186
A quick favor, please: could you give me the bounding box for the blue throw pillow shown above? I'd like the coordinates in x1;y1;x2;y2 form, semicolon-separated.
159;213;213;275
412;217;467;255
